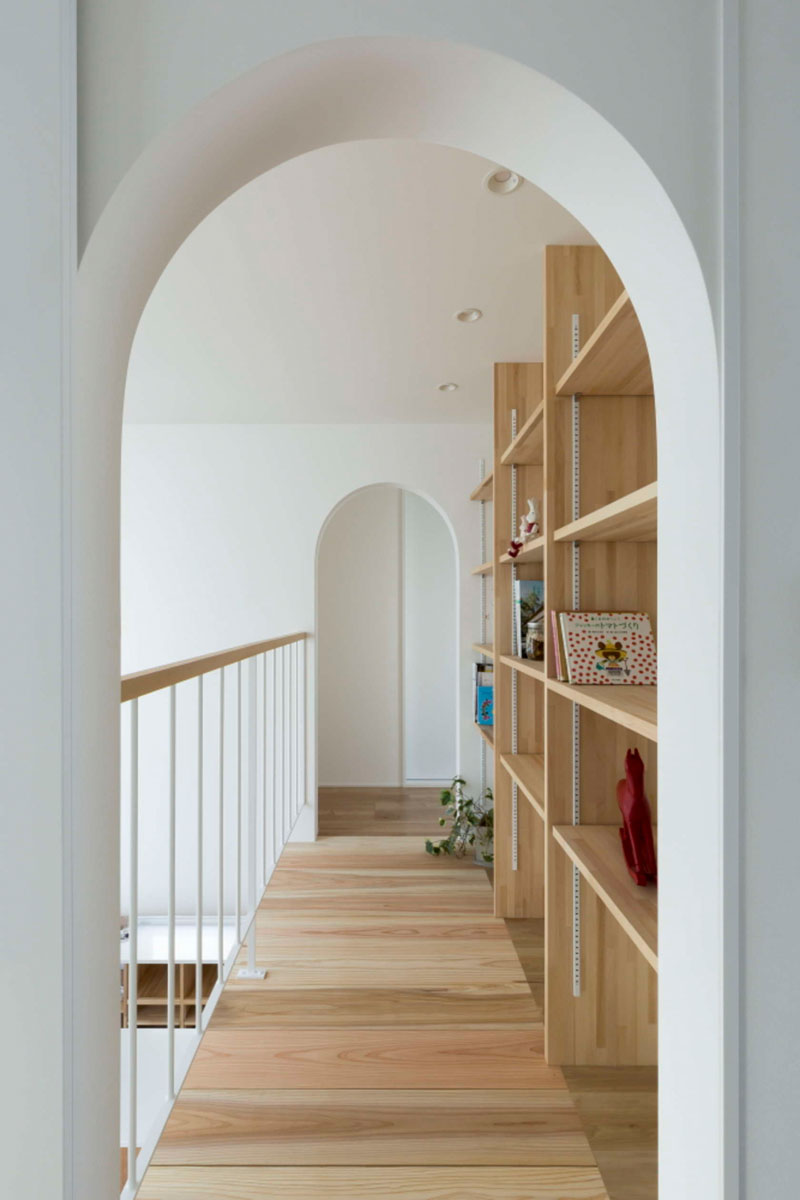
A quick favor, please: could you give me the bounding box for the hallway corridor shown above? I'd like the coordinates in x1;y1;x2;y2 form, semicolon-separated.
139;824;608;1198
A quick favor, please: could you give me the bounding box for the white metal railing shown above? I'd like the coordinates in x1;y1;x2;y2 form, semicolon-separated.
119;632;308;1197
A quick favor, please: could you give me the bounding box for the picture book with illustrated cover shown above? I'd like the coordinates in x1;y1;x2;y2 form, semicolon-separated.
558;611;657;685
472;662;494;721
513;579;544;658
476;685;494;726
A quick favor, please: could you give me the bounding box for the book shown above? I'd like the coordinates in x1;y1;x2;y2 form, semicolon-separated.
472;661;494;721
551;609;566;681
513;579;544;658
558;611;657;685
476;685;494;726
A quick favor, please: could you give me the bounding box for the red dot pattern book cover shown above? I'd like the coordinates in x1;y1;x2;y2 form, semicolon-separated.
559;611;657;685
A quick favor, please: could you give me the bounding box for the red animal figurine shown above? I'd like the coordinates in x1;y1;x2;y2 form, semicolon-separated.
616;749;657;886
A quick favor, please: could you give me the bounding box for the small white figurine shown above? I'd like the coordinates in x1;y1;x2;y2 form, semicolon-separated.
507;498;541;558
520;498;540;541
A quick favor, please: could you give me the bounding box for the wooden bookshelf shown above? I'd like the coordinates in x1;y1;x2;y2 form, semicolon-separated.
484;248;657;1071
500;753;545;819
554;482;657;543
471;643;495;659
500;402;544;466
120;962;216;1029
470;471;493;502
499;535;545;565
500;654;545;683
475;722;494;748
547;679;657;742
552;825;658;971
492;362;546;920
471;561;494;576
555;289;653;397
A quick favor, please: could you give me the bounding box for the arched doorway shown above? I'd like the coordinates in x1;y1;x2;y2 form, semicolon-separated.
316;485;458;803
74;35;726;1197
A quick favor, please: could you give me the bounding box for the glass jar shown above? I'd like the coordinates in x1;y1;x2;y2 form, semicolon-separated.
525;617;545;661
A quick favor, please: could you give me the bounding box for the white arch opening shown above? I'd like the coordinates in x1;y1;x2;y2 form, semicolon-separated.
314;483;460;804
74;35;726;1198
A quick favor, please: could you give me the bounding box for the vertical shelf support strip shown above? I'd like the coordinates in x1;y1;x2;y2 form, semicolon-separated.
510;410;519;871
570;314;582;998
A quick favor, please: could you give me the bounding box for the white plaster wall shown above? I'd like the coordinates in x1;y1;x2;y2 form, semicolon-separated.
403;490;458;782
318;486;403;786
0;6;73;1195
121;423;489;813
77;0;719;296
739;4;800;1192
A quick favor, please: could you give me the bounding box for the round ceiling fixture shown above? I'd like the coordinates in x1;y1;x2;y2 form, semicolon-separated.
485;167;523;195
455;308;483;323
438;382;459;392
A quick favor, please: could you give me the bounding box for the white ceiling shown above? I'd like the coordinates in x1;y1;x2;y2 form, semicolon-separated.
124;140;593;423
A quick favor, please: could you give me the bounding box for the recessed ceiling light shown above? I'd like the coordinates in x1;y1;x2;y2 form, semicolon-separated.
485;167;523;195
438;382;459;392
455;308;483;323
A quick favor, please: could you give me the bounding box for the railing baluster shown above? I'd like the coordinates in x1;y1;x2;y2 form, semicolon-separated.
167;685;176;1100
217;667;225;981
127;698;139;1191
271;650;278;862
297;643;303;820
262;653;267;886
284;652;291;840
247;658;258;974
196;675;204;1035
278;647;285;847
294;640;300;819
236;661;242;944
291;641;297;820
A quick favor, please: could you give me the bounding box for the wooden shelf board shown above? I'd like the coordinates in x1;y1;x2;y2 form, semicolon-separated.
547;679;657;741
499;655;545;683
499;535;545;565
554;482;657;543
470;472;494;502
471;560;494;576
552;824;658;971
471;642;495;659
555;290;653;397
500;402;544;465
500;753;545;819
474;722;494;747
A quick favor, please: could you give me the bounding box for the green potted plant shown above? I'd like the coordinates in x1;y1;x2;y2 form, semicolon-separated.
425;776;494;864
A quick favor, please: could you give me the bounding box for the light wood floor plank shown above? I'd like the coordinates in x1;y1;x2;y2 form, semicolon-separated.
152;1089;595;1166
225;963;530;988
138;1165;609;1199
257;891;495;913
243;917;512;939
209;986;541;1028
185;1029;564;1090
140;811;619;1199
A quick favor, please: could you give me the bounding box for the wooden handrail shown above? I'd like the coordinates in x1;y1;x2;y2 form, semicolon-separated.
121;632;309;703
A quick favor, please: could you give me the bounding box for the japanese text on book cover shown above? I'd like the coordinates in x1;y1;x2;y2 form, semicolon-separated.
559;611;657;685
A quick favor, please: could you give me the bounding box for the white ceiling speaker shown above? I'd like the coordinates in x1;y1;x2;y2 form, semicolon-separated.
438;382;459;392
485;167;523;195
455;308;483;323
